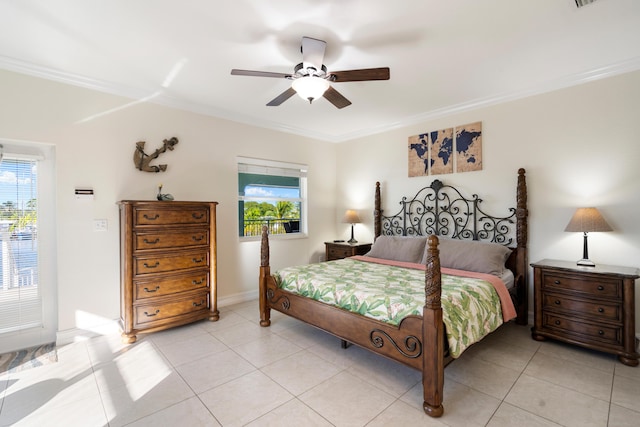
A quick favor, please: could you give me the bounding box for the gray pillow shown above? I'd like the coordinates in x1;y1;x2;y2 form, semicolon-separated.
365;236;428;264
420;237;511;276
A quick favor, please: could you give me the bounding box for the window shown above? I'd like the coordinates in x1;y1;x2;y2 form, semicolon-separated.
0;141;56;353
238;157;307;239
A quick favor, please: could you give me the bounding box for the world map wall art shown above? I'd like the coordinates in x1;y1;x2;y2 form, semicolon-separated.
408;121;482;177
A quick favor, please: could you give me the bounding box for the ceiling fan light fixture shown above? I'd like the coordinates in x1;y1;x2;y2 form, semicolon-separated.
292;76;329;103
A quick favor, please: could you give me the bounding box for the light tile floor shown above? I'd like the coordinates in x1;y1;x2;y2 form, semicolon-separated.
1;300;639;426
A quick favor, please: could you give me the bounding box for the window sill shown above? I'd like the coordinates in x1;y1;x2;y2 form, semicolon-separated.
240;233;308;242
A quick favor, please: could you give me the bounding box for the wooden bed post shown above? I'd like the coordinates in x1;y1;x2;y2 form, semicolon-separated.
422;235;444;417
374;181;382;239
259;226;271;327
515;168;528;325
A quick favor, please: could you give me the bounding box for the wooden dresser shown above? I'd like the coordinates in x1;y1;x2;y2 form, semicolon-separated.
118;200;219;343
531;259;639;366
325;241;372;261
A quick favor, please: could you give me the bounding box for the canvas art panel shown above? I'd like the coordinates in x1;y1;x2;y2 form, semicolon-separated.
408;133;429;177
429;128;454;175
455;122;483;172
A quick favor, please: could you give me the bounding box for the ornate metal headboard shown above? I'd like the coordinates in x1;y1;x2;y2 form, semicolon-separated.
377;180;515;245
374;169;528;250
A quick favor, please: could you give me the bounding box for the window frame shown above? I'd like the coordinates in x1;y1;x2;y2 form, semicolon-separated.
237;157;308;241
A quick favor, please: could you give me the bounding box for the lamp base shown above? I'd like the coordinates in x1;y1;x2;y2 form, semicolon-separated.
576;258;595;267
347;223;357;244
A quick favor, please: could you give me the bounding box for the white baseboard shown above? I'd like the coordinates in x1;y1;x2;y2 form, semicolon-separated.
55;306;640;351
55;291;260;347
218;289;259;307
56;319;121;347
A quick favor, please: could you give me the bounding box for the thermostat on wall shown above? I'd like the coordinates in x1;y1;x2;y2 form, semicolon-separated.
75;188;94;200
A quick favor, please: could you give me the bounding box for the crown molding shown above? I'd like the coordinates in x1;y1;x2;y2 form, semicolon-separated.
1;54;639;143
334;56;640;142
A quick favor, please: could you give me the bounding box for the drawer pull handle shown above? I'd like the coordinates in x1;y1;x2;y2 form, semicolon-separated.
554;300;561;305
553;280;560;285
143;286;160;293
192;301;204;307
597;285;604;291
192;258;204;263
598;307;604;313
143;238;160;244
598;330;604;335
192;235;204;241
192;213;205;220
192;279;204;285
144;310;160;317
554;320;561;326
143;214;160;220
143;261;160;269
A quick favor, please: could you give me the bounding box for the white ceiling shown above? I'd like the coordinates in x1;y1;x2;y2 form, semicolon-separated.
1;0;639;142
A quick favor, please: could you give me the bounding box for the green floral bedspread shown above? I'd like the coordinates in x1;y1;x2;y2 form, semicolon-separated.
274;258;504;358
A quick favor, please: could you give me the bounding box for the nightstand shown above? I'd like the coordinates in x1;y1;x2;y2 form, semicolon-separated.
325;241;372;261
531;259;640;366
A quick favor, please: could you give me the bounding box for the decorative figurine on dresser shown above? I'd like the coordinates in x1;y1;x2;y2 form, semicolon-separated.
531;259;640;366
118;200;219;343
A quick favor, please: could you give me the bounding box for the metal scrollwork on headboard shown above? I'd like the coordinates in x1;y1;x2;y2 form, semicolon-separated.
379;179;516;245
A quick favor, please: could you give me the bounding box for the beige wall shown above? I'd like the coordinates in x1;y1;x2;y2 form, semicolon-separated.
0;69;338;334
336;70;640;327
1;67;639;337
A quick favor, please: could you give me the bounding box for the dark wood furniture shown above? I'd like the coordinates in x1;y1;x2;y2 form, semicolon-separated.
118;200;219;343
531;259;639;366
325;241;372;261
259;169;528;417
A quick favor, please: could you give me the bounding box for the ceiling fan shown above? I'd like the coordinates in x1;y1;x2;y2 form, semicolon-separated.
231;36;390;109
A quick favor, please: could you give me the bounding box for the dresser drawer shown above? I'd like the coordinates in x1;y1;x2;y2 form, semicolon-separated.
134;207;209;226
328;245;353;259
134;250;209;275
134;292;209;327
543;313;622;346
542;272;621;299
134;229;209;251
542;293;622;322
134;271;209;300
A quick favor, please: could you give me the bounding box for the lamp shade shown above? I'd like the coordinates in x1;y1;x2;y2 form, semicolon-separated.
292;76;330;103
343;209;361;224
564;207;612;233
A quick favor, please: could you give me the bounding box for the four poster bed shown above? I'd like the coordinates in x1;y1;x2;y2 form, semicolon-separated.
258;168;528;417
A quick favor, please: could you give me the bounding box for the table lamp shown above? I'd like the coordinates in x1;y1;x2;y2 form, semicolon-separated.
343;210;361;244
564;207;612;267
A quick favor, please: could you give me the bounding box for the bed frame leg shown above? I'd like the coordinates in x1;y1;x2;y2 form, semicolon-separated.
423;235;445;417
259;226;271;327
259;269;271;327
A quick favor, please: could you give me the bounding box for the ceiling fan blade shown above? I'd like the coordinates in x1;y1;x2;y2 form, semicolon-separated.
301;37;326;72
266;87;297;106
323;86;352;109
231;69;292;79
329;67;390;82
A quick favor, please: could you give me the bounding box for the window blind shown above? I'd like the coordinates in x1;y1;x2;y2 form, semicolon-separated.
0;157;41;334
237;159;307;178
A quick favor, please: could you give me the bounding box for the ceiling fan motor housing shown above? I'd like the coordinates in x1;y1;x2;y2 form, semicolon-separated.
293;63;328;79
